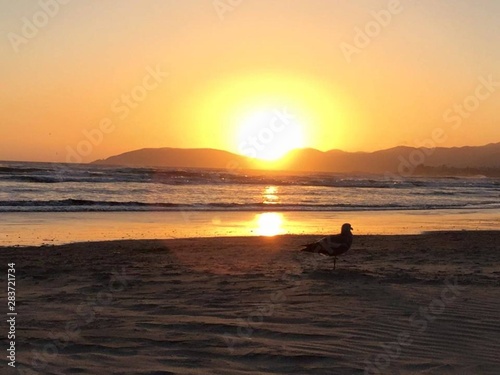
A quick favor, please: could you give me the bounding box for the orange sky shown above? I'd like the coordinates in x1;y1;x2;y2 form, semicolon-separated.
1;0;499;162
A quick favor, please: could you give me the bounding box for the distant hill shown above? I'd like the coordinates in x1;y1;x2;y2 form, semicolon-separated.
92;143;500;176
279;143;500;175
92;148;253;170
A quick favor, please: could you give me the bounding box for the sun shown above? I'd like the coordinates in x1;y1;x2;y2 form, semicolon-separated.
236;108;306;160
188;71;355;157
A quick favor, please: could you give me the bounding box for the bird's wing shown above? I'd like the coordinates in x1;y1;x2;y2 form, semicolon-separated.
301;234;349;255
316;235;348;255
319;235;345;247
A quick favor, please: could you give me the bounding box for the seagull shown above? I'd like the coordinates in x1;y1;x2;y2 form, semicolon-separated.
300;223;353;270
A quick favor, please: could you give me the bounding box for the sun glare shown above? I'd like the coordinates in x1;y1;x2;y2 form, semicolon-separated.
190;72;352;159
255;212;285;236
237;109;305;160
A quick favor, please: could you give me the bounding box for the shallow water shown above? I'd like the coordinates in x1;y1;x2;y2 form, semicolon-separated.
1;161;499;212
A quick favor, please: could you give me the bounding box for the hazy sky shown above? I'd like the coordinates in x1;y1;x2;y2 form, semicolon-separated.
1;0;499;162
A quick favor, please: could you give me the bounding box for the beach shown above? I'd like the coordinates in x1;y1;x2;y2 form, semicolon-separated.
2;231;500;374
3;0;500;374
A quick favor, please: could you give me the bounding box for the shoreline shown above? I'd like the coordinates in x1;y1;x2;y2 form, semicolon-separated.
2;229;500;249
1;208;499;247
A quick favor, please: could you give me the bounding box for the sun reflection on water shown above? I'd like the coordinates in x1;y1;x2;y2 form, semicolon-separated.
255;212;285;236
262;185;280;205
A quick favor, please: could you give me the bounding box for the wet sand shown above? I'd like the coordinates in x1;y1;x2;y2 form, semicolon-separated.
1;231;500;374
1;209;499;246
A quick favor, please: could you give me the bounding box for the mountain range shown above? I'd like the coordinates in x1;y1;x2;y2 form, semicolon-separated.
92;143;500;176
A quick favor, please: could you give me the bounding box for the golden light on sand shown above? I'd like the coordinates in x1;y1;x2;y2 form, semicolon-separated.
255;212;285;236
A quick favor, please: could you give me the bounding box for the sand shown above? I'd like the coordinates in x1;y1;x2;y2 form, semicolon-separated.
1;231;500;374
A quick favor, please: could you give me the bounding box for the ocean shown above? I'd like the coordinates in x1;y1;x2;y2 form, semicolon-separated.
1;161;499;213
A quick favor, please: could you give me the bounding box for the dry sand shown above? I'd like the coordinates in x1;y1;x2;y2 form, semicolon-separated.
1;231;500;374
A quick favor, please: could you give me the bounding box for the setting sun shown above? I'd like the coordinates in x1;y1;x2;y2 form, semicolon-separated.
237;109;306;160
188;72;352;160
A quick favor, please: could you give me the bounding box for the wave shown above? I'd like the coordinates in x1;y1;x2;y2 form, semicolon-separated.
2;199;499;212
1;169;498;189
2;162;499;214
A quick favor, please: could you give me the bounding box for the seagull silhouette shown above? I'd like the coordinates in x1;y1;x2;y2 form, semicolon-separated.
300;223;353;270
